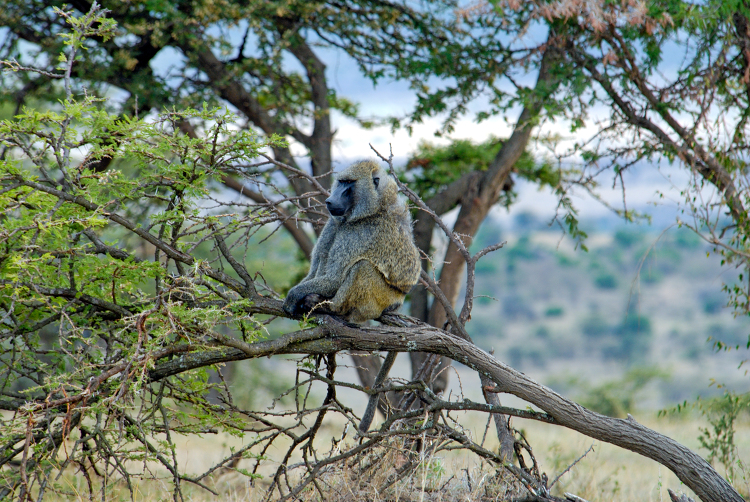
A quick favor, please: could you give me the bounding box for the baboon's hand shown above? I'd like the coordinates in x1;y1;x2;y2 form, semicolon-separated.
283;290;333;318
282;287;307;318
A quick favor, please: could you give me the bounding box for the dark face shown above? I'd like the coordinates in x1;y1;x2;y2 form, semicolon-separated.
325;180;355;217
326;172;381;219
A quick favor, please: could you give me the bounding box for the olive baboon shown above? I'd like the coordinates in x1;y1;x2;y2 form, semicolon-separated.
283;160;420;323
283;160;420;432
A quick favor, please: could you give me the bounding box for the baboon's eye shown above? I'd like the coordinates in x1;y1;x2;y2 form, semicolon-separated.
373;177;380;188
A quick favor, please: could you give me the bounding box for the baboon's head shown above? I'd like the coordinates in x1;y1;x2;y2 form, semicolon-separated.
326;160;397;222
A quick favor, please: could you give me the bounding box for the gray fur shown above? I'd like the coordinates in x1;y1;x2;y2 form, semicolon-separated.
283;159;421;433
283;160;420;324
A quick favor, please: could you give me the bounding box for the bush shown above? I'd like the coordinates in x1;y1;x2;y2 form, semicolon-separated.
702;291;727;315
581;314;612;339
545;306;565;317
594;273;618;289
506;235;540;261
506;345;547;368
0;8;287;496
614;228;643;248
502;295;537;320
614;312;653;363
674;229;702;249
535;325;551;338
697;391;750;482
556;252;578;267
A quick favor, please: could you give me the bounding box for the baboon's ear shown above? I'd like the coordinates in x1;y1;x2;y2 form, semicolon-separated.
373;175;380;188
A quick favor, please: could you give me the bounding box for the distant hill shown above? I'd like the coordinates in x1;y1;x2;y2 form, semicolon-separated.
459;219;749;412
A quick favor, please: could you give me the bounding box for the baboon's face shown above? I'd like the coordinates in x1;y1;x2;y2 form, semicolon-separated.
325;179;355;217
325;170;381;219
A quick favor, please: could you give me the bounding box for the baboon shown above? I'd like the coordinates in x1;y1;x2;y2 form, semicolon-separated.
283;159;421;432
283;160;420;323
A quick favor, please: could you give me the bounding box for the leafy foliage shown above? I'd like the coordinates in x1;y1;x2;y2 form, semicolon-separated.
404;136;559;205
0;1;748;500
698;391;750;483
0;7;290;498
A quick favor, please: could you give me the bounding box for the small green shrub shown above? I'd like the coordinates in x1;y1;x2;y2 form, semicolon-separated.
545;306;565;317
594;273;618;289
697;391;750;483
614;312;653;363
614;228;643;248
535;326;551;338
674;229;702;249
702;292;727;315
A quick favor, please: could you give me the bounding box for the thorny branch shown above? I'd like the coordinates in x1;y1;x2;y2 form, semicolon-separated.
0;5;743;502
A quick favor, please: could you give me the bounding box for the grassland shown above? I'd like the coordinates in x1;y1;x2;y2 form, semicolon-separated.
38;406;748;501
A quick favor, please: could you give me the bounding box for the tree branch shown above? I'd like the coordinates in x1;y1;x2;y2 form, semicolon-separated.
428;35;562;330
145;315;741;502
183;43;314;197
220;174;314;260
277;19;333;187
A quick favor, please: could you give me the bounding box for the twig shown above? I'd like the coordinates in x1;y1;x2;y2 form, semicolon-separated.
549;444;595;489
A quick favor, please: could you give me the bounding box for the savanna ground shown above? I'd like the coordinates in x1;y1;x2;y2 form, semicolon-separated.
29;386;749;502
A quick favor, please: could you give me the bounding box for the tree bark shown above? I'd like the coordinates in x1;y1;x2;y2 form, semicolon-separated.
409;171;484;389
280;23;333;190
349;352;395;418
428;38;560;331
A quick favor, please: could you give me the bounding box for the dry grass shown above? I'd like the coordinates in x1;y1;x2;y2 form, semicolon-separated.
36;434;527;502
292;438;526;502
510;414;750;502
29;410;748;502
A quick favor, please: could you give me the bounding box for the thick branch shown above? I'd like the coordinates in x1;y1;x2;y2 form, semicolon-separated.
147;317;740;502
279;21;333;188
410;171;483;321
428;37;561;329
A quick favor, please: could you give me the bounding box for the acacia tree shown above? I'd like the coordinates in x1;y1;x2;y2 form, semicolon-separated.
0;0;587;396
0;2;747;502
506;0;750;467
462;0;750;312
